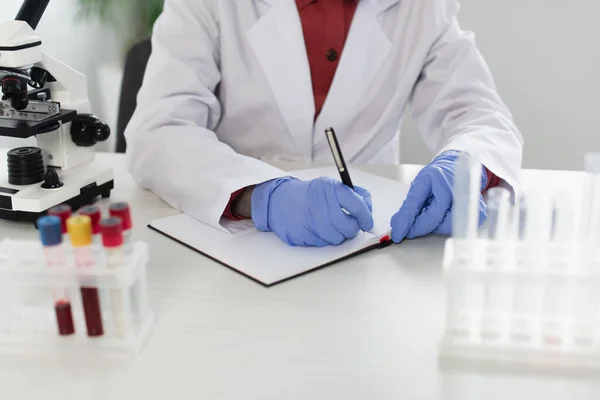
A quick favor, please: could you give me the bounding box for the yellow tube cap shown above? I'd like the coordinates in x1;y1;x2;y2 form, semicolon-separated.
67;215;92;247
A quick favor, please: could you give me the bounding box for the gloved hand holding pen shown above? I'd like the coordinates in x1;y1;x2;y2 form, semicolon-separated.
390;150;488;243
251;177;374;247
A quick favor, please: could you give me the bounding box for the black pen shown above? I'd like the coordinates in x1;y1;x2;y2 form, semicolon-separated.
325;126;390;243
325;127;354;190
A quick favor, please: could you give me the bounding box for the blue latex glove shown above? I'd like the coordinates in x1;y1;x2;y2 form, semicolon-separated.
252;177;374;247
390;150;488;243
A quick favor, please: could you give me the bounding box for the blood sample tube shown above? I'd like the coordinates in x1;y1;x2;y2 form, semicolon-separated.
37;216;75;336
67;215;104;337
100;217;128;337
79;205;103;261
109;202;132;253
47;204;72;236
79;205;102;246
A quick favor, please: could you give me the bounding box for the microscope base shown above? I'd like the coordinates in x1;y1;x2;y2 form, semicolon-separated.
0;158;114;225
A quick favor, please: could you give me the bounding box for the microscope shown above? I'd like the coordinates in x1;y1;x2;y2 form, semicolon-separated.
0;0;114;223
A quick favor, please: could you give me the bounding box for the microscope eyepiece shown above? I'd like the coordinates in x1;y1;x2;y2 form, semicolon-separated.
1;76;29;111
70;114;111;147
15;0;51;30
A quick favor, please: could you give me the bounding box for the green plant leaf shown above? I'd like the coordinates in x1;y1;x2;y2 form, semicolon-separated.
75;0;165;48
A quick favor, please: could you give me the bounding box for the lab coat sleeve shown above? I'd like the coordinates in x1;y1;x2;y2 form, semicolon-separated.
409;3;524;197
124;0;288;232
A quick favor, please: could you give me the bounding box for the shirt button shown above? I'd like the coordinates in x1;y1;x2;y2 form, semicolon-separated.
326;49;338;62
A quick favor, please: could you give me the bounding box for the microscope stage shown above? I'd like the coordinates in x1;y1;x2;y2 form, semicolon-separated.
0;157;114;223
0;109;77;138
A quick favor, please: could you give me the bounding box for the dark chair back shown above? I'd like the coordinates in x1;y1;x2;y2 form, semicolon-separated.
116;39;152;153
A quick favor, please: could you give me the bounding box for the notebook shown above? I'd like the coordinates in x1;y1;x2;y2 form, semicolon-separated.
149;167;410;286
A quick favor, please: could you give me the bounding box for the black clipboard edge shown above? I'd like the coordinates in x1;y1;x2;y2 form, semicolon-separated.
147;224;388;288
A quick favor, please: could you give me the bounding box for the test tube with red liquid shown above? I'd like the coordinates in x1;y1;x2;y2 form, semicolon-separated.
109;202;132;253
37;215;75;336
79;205;102;245
47;204;72;236
79;205;103;261
67;215;104;337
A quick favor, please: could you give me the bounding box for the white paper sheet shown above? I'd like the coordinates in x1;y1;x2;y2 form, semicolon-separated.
151;213;378;286
149;167;410;286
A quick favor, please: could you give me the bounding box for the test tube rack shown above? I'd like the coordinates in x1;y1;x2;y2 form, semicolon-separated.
440;238;600;373
0;239;154;357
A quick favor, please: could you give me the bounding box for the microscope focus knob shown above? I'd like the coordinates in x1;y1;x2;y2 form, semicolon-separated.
70;114;111;147
41;168;64;189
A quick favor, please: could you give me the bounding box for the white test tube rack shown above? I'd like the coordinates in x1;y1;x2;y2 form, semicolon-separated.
0;239;154;357
440;153;600;373
440;237;600;372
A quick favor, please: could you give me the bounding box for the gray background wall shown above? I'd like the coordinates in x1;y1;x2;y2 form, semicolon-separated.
401;0;600;170
1;0;599;170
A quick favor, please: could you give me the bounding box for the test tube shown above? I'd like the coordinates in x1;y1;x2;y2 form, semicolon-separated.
587;154;600;347
447;154;482;339
108;202;145;327
486;187;511;241
79;205;102;246
38;216;75;336
522;192;553;243
550;193;584;346
481;187;512;340
540;284;566;346
511;193;533;342
570;283;595;348
551;193;576;243
523;192;560;345
67;216;104;337
109;202;132;253
47;204;72;237
79;205;103;263
100;217;128;337
452;153;482;241
576;153;600;346
582;153;600;242
517;194;527;240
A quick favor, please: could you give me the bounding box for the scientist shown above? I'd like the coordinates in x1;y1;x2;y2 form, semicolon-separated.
125;0;523;247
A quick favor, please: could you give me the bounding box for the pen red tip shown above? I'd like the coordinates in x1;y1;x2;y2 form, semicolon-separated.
380;235;391;244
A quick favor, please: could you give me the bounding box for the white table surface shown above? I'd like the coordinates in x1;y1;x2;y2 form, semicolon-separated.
0;152;598;400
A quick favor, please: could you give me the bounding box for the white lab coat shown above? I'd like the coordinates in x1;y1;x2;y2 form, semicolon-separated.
125;0;523;232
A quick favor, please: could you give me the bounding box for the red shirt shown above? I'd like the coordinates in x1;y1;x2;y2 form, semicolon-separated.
298;0;358;116
223;0;497;220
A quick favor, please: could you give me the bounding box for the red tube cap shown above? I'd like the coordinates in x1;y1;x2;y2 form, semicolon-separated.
47;204;72;234
99;217;123;248
109;202;132;231
79;205;101;234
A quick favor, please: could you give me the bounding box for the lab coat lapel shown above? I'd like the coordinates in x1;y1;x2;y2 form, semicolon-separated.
314;0;398;142
248;0;315;159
